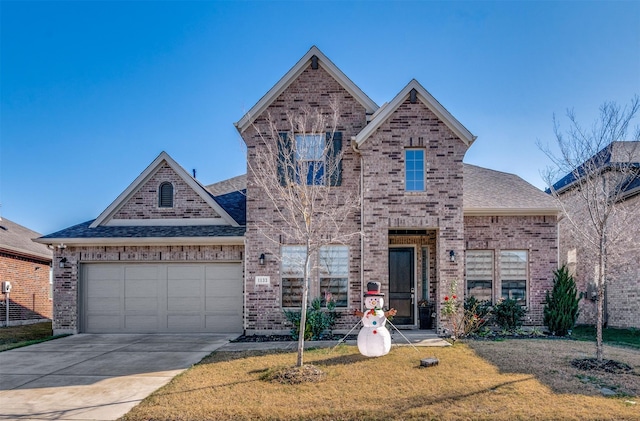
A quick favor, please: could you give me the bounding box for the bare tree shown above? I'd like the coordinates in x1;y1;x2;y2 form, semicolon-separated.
247;98;360;367
539;96;640;361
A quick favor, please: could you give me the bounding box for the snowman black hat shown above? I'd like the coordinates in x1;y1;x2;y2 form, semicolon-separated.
364;281;384;297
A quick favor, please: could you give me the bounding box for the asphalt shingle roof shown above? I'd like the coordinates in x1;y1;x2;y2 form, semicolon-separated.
550;141;640;193
39;220;246;240
0;217;52;260
206;174;247;196
41;162;558;242
463;164;558;212
214;189;246;226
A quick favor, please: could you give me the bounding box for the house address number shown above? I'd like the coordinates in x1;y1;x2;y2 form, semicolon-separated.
255;276;270;286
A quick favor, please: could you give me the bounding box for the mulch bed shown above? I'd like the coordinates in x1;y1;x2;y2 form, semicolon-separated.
571;357;634;374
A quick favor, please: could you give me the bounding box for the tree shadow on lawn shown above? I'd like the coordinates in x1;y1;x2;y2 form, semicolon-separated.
312;352;369;367
466;339;640;398
382;376;535;414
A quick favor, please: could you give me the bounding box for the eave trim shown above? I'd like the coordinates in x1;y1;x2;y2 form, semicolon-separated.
90;152;239;228
355;79;476;146
0;245;52;262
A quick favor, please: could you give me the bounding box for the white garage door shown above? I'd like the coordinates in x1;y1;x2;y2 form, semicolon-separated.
81;263;243;333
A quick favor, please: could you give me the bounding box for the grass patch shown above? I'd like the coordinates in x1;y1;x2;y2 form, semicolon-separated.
121;341;640;421
468;339;639;398
0;321;62;351
571;325;640;349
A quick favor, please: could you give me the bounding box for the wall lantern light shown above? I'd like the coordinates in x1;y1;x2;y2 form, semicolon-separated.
259;253;265;265
449;250;456;262
59;257;68;268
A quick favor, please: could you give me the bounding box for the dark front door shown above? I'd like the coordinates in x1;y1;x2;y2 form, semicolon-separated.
389;247;415;325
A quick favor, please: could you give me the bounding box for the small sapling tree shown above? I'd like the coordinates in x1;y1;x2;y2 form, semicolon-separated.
539;96;640;360
247;98;360;367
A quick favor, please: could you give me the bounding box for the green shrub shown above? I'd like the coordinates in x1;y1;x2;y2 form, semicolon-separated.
283;297;339;340
493;298;525;331
544;265;580;336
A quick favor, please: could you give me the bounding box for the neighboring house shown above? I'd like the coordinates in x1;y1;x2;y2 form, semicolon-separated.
551;141;640;329
38;46;559;335
0;217;53;325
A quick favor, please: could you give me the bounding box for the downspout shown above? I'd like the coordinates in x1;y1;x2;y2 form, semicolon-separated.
351;136;364;314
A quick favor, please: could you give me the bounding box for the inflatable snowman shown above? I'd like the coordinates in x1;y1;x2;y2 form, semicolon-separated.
355;282;397;357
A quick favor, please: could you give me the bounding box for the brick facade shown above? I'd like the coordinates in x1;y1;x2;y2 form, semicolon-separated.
241;64;365;333
560;192;640;329
113;163;221;220
238;54;560;334
359;99;468;330
464;215;559;325
52;245;243;334
0;252;52;323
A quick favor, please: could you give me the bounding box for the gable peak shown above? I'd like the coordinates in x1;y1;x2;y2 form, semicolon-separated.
235;46;378;133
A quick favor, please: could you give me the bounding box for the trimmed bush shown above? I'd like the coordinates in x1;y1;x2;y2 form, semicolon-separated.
283;297;339;340
544;265;580;336
494;298;525;331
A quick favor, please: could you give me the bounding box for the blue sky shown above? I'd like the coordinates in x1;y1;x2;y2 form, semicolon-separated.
1;1;639;235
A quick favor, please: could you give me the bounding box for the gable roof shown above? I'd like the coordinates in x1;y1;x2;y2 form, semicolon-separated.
90;151;239;228
0;217;52;261
234;46;378;133
463;164;559;215
355;79;476;147
549;141;640;194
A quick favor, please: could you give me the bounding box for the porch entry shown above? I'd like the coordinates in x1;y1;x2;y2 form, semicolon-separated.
388;247;415;325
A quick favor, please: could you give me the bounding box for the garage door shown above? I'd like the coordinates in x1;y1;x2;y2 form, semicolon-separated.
81;263;243;333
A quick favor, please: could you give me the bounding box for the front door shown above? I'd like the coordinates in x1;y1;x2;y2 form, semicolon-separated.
389;247;415;325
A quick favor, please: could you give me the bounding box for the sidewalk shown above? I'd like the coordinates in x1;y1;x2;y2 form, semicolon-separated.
219;329;450;351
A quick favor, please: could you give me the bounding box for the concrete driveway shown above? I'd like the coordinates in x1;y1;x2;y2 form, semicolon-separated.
0;333;237;420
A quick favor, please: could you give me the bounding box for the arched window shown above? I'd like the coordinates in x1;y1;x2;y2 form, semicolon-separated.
158;182;174;207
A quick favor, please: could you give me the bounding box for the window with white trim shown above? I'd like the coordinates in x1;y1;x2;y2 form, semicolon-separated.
500;250;528;305
466;250;493;302
405;149;425;191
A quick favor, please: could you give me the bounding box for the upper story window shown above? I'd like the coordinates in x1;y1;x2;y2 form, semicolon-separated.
296;134;325;185
405;149;425;191
278;132;343;187
158;182;174;207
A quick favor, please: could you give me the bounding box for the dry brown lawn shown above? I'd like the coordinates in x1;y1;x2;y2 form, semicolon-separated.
467;339;640;398
121;340;639;421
